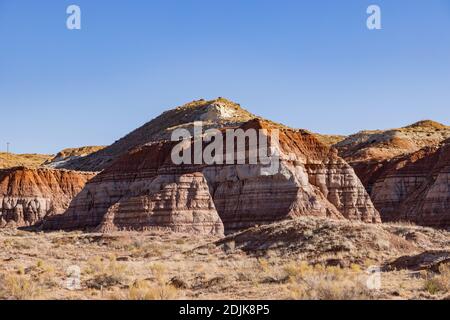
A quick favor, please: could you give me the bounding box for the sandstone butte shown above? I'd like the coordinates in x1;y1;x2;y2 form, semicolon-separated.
335;120;450;229
41;118;380;235
0;167;96;227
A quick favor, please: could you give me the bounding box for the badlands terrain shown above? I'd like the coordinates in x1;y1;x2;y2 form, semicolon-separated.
0;98;449;300
0;218;448;300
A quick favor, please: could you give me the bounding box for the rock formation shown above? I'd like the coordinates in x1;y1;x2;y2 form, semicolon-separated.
335;120;450;193
42;118;380;235
334;120;450;229
44;146;105;169
0;167;96;227
370;140;450;229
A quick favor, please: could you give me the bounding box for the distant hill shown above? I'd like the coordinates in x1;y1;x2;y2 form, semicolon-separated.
335;120;450;162
0;153;52;169
44;146;105;169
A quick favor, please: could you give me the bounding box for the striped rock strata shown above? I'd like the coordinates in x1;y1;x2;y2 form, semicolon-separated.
42;119;380;235
0;167;96;227
371;140;450;229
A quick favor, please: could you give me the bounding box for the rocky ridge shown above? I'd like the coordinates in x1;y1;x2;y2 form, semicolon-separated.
334;121;450;229
0;167;96;227
370;139;450;229
44;146;105;169
336;120;450;164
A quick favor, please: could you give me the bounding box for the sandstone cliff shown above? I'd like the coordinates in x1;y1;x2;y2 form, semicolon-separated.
335;121;450;229
42;119;379;234
335;120;450;193
370;140;450;229
0;167;96;227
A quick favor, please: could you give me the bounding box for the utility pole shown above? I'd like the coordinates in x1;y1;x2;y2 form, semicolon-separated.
6;142;10;162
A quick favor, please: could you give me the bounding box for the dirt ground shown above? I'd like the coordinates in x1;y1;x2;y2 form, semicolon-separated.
0;218;448;300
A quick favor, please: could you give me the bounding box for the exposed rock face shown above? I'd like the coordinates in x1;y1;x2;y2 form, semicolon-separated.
336;120;450;163
44;146;105;169
334;120;450;229
0;167;96;227
97;173;224;235
335;120;450;193
59;98;257;172
43;119;379;234
370;140;450;229
43;141;225;236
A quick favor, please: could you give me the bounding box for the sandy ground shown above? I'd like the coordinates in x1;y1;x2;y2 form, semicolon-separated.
0;220;448;300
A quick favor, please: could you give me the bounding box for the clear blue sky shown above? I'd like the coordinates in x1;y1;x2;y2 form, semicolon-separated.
1;0;450;154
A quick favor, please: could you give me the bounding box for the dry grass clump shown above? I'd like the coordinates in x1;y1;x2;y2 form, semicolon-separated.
27;260;58;288
283;262;374;300
84;256;129;289
0;273;42;300
109;262;180;300
0;260;58;300
120;280;179;300
423;263;450;295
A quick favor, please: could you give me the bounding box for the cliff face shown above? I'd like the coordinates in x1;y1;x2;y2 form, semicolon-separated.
43;119;380;235
335;121;450;229
335;120;450;193
0;167;96;227
370;140;450;229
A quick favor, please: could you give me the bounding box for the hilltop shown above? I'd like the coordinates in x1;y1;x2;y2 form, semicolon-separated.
335;120;450;162
59;98;259;171
44;146;105;168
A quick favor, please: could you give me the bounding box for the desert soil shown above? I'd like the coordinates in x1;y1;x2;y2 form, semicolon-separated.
0;217;448;300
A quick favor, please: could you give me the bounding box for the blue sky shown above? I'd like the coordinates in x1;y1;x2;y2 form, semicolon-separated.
1;0;449;154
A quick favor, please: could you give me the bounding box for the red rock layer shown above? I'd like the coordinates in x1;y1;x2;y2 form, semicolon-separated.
371;141;450;229
43;119;380;234
0;167;96;227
